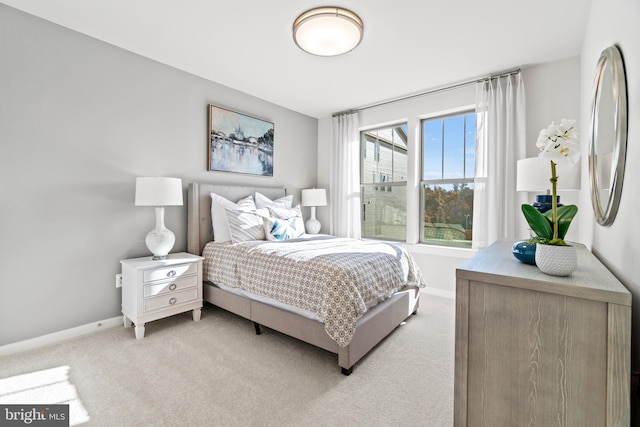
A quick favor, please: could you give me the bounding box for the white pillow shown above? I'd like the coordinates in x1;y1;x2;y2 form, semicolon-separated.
267;204;303;220
225;208;269;242
263;216;305;241
210;193;256;242
255;192;293;209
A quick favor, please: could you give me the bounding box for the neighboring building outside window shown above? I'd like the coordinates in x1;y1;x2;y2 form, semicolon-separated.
421;111;476;247
360;124;408;240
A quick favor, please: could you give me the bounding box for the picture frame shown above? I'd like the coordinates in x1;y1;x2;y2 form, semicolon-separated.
207;104;274;176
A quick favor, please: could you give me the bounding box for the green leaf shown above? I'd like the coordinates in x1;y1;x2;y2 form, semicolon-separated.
521;204;553;240
543;204;578;239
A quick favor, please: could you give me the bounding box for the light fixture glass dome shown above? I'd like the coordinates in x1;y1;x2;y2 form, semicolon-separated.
293;7;363;56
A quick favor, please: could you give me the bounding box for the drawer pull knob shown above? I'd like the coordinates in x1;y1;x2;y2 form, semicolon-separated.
169;283;177;291
167;270;177;277
169;297;177;305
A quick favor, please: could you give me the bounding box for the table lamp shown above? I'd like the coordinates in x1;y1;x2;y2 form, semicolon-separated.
135;177;183;259
301;188;327;234
516;157;580;212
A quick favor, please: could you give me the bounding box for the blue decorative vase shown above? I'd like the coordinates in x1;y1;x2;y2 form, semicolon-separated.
512;240;537;265
532;195;562;213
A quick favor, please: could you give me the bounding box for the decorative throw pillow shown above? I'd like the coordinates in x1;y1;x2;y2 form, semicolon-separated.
225;208;270;242
210;193;256;242
255;192;293;209
267;204;303;220
263;216;305;241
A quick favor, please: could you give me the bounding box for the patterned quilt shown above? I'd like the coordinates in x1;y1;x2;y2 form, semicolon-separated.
202;236;425;347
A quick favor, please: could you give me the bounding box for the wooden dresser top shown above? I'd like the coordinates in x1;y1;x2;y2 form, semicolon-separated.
456;240;631;305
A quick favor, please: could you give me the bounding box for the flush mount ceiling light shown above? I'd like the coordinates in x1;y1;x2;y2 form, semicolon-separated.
293;7;364;56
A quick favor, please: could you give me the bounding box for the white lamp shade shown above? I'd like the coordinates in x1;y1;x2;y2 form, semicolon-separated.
516;158;580;192
135;177;183;206
293;7;363;56
301;188;327;207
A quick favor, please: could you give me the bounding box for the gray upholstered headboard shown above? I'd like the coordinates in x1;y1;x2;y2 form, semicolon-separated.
187;183;287;255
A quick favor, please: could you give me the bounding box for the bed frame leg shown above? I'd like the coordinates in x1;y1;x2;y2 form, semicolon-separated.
254;322;262;335
341;367;352;376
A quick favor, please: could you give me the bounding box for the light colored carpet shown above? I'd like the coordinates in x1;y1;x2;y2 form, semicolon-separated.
0;295;455;426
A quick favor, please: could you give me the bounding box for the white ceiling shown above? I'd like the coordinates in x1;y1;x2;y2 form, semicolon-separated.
2;0;591;118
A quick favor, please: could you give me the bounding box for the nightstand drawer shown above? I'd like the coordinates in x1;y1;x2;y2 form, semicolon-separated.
144;288;198;312
143;275;198;298
143;263;197;283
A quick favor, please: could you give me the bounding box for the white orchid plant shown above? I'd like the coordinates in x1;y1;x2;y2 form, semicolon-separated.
521;119;580;246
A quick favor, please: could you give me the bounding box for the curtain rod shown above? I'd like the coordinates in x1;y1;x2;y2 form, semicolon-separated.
332;68;521;117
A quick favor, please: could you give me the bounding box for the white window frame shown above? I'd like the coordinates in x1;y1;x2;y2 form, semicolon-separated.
419;108;476;247
360;124;408;241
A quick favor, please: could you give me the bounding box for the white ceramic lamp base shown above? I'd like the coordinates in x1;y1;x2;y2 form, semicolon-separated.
305;218;321;234
305;206;322;234
146;207;176;260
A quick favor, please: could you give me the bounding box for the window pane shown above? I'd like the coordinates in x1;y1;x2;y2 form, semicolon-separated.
362;125;408;184
423;183;473;247
443;116;464;179
421;111;475;247
362;185;406;241
423;113;476;181
392;125;408;182
422;120;442;180
465;113;476;178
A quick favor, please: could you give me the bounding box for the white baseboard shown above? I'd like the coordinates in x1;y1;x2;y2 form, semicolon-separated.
0;316;122;357
423;287;456;299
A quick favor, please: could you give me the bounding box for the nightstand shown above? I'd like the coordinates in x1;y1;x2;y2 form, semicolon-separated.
120;252;203;339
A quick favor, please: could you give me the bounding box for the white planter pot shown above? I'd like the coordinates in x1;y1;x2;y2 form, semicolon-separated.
535;244;577;276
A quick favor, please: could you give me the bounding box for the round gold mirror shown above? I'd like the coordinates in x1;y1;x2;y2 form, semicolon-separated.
589;45;628;226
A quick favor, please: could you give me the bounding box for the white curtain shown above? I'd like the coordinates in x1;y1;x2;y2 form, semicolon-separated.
473;73;527;250
330;112;361;238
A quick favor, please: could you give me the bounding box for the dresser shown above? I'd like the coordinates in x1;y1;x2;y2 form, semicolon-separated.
455;241;631;426
120;252;203;339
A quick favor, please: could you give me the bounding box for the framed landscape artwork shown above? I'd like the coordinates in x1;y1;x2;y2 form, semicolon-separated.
207;105;274;176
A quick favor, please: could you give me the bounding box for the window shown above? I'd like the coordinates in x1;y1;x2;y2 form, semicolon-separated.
360;124;408;240
421;112;475;247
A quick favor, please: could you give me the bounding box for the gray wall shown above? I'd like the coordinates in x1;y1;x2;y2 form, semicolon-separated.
579;0;640;368
0;6;318;345
521;56;581;244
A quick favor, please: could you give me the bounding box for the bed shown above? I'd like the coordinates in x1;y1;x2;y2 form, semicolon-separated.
187;182;423;375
